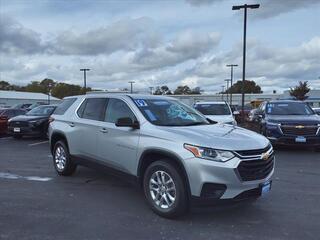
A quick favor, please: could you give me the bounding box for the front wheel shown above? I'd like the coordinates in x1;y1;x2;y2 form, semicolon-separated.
143;160;188;218
13;134;22;139
53;140;77;176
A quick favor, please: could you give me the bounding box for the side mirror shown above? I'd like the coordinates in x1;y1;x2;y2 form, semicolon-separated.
233;111;240;115
115;117;140;129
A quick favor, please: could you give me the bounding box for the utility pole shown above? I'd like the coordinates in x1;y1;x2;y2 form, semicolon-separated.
232;3;260;122
80;68;90;92
226;64;238;106
129;81;135;94
224;79;231;104
48;83;53;104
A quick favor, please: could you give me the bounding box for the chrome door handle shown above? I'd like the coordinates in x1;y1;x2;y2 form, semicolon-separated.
69;122;75;127
100;128;108;133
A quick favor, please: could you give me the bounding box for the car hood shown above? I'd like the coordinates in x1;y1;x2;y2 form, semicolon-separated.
10;115;48;122
266;114;320;125
156;124;269;151
206;115;234;123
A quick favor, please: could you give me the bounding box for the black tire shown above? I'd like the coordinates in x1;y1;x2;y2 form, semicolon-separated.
53;140;77;176
143;160;189;218
13;134;22;139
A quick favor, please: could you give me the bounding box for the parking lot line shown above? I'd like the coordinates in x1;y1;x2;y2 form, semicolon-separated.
28;141;49;146
0;172;52;182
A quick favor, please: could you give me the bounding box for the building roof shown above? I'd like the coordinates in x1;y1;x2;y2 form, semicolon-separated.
0;90;60;100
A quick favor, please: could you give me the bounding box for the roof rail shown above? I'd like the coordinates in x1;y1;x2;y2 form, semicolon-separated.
86;90;130;94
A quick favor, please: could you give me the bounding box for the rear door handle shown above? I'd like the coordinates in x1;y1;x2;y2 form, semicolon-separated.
100;128;108;133
69;122;75;127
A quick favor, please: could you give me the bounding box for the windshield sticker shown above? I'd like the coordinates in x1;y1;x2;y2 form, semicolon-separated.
135;99;148;107
144;109;157;121
277;104;289;107
152;101;170;106
267;107;272;113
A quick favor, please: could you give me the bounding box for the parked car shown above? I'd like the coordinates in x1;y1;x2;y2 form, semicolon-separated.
193;101;237;125
8;105;56;139
248;108;260;122
312;107;320;115
255;100;320;148
11;103;32;110
0;109;26;135
26;102;48;111
49;94;274;218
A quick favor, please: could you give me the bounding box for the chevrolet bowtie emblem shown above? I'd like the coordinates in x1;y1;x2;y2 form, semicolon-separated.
261;152;270;160
295;125;305;129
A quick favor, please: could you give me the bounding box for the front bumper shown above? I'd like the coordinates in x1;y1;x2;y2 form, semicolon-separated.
183;152;274;200
266;126;320;146
8;126;43;136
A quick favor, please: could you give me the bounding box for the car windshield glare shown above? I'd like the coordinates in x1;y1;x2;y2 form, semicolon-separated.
195;104;231;115
133;98;209;126
26;106;55;116
266;102;314;115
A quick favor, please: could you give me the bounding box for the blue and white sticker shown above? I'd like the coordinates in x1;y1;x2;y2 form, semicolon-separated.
135;99;148;107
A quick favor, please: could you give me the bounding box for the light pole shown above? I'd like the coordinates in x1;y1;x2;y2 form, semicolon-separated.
221;85;225;101
129;81;135;94
226;64;238;106
48;83;53;104
149;87;154;95
224;79;231;104
232;3;260;122
80;68;90;92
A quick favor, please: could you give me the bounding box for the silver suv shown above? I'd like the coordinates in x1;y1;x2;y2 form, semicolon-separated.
49;94;274;218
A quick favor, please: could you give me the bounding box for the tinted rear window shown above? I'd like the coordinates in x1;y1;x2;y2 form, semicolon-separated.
78;98;107;121
54;98;76;115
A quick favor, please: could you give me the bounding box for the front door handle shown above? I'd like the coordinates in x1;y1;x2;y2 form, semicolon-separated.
100;128;108;133
69;122;75;127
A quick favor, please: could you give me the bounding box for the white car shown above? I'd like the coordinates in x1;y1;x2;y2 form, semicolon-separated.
194;101;237;125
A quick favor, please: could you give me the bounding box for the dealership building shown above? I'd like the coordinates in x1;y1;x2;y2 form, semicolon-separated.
0;90;60;108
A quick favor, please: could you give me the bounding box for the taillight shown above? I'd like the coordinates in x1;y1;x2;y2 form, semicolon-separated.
48;117;55;123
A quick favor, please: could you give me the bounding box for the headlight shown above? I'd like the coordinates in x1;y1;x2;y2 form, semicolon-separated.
184;144;235;162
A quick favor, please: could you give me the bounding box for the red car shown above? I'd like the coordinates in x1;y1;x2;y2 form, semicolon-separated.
0;109;26;135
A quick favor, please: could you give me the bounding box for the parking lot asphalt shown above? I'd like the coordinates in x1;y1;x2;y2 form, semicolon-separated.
0;136;319;240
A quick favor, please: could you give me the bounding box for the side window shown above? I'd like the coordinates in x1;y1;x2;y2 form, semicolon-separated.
54;98;77;115
105;98;136;123
79;98;107;121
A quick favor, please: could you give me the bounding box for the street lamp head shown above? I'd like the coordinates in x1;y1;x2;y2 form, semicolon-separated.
232;4;260;10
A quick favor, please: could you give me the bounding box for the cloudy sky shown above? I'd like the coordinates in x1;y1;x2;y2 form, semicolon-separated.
0;0;319;93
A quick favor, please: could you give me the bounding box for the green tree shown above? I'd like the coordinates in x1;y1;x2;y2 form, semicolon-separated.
173;85;192;95
226;80;263;94
154;85;172;95
51;83;91;99
0;81;12;90
289;81;310;100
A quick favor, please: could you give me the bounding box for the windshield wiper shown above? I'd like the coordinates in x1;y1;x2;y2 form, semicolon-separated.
183;122;208;126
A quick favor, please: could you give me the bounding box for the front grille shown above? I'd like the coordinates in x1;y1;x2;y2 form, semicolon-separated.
280;125;318;136
9;121;29;127
235;144;272;157
237;156;274;181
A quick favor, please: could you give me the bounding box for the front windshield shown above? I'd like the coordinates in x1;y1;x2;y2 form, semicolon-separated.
195;103;231;115
26;106;56;116
133;98;209;126
266;102;314;115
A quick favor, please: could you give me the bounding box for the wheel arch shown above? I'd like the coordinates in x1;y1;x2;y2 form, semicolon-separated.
50;131;69;154
137;149;191;197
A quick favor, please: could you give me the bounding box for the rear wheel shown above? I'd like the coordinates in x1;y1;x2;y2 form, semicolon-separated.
53;140;77;176
143;160;188;218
